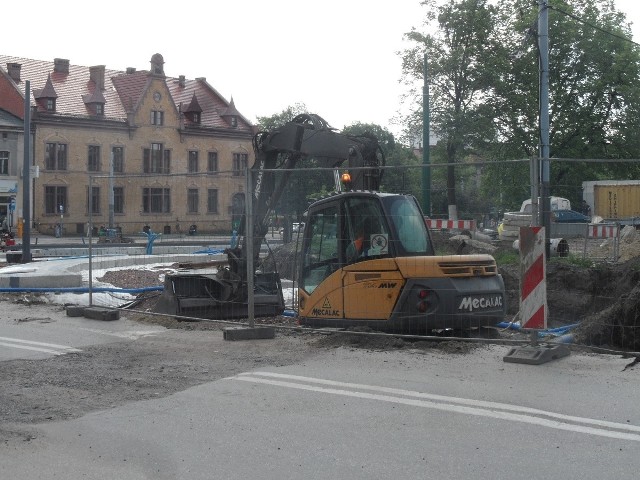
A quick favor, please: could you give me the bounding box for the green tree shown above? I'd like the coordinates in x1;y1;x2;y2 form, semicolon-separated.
401;0;501;219
401;0;640;213
496;0;640;204
255;102;309;130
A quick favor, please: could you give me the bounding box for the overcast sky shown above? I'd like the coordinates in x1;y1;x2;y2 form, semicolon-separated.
4;0;639;136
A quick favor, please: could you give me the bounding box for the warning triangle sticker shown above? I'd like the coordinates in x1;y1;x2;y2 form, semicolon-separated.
322;297;331;309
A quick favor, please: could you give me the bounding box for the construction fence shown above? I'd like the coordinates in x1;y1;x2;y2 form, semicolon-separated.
9;158;639;353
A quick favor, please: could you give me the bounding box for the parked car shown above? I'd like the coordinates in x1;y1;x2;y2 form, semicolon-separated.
552;209;590;223
279;222;305;236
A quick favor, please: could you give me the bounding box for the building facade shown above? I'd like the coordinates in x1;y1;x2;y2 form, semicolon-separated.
0;108;23;230
0;64;29;231
0;53;254;236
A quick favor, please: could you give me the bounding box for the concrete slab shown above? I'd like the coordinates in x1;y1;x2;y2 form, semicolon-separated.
223;327;276;341
65;305;86;317
83;307;120;321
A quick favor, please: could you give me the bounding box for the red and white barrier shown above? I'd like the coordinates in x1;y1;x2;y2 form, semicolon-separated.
587;224;619;239
519;226;547;330
425;219;476;231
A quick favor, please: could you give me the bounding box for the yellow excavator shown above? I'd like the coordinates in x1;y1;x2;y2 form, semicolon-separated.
154;114;505;333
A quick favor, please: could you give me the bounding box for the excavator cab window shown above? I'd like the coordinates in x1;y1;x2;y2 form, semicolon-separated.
300;205;339;294
344;197;390;264
383;195;433;256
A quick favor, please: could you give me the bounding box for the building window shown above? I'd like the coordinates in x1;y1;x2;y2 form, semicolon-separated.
207;152;218;174
231;116;238;128
0;151;8;175
88;145;101;172
112;146;124;173
113;186;124;214
45;143;67;170
187;188;199;213
151;110;164;125
188;150;199;173
46;98;56;112
44;186;67;214
142;187;170;213
95;103;104;115
87;186;100;214
207;189;218;214
232;153;248;176
143;144;170;174
192;112;201;124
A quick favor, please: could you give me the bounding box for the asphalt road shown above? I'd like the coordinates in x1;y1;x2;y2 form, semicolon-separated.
1;300;639;480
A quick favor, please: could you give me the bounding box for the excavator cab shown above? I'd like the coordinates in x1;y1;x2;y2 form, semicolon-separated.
300;191;432;295
299;191;430;324
298;191;505;333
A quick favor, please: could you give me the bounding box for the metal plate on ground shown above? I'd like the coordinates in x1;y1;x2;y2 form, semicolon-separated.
503;344;571;365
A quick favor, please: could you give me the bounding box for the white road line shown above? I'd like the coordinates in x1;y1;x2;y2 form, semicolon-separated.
232;372;640;442
0;336;81;355
244;371;640;433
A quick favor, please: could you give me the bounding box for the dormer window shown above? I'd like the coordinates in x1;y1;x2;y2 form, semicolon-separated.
220;97;241;129
83;88;106;116
183;93;203;125
34;74;58;113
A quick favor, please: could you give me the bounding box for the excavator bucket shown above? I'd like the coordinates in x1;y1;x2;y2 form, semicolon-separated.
152;272;285;320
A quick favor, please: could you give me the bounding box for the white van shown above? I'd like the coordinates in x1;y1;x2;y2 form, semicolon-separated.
520;197;571;213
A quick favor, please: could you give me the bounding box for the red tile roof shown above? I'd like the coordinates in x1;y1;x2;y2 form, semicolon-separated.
0;55;253;131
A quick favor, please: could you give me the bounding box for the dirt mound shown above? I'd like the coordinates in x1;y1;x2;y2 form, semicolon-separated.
575;280;640;351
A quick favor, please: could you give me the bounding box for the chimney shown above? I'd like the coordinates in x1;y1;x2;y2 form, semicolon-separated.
126;67;136;74
6;63;21;82
54;58;70;74
178;75;186;87
89;65;106;90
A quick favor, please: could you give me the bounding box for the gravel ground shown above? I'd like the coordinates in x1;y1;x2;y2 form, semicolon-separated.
0;295;318;444
0;293;487;445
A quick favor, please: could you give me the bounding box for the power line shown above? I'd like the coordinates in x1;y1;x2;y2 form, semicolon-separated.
548;5;640;47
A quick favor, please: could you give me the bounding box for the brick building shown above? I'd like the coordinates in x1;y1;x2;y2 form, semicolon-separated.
0;53;254;235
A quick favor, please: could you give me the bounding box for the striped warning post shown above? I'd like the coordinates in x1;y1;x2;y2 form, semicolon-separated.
587;224;619;238
519;226;546;330
425;219;476;231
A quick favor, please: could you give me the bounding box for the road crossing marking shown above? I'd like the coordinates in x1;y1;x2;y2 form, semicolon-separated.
0;336;81;355
232;371;640;442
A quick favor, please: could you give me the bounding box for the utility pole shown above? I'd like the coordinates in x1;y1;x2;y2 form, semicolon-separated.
422;53;431;216
108;150;114;228
21;80;31;263
538;0;551;258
